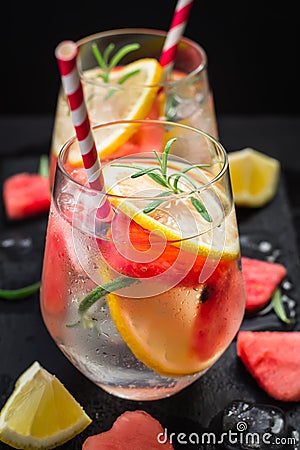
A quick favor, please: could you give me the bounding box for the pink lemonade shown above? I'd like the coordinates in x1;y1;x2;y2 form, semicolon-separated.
41;122;245;401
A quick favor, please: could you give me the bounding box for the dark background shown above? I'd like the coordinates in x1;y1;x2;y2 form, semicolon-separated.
1;0;299;117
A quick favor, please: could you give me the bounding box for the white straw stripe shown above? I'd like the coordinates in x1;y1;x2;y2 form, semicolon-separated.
85;159;101;182
78;130;96;155
163;23;186;49
62;66;80;95
176;0;192;10
71;102;88;127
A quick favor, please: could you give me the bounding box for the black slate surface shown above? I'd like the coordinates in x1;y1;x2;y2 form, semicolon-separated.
0;116;299;449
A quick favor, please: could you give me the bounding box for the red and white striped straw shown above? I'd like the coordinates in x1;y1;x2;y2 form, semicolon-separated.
55;40;104;191
160;0;194;75
55;41;113;220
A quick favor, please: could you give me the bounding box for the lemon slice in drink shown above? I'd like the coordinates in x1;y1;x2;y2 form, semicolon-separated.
0;361;91;449
108;288;223;377
228;147;280;207
68;58;163;165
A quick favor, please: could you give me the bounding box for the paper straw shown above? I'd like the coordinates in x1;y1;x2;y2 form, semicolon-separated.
160;0;194;75
55;40;104;191
55;41;114;221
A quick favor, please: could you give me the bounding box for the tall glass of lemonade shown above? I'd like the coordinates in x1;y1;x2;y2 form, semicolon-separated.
41;119;245;401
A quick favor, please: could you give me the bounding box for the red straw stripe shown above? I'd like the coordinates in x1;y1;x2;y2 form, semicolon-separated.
74;117;91;141
170;3;193;28
67;85;84;111
160;0;194;72
55;40;114;221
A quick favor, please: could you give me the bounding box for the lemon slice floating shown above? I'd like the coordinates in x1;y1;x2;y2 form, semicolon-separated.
68;58;163;165
228;147;280;207
0;361;91;449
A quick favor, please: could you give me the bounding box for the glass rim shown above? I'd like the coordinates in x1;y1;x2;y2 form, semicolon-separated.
76;27;207;87
57;119;229;201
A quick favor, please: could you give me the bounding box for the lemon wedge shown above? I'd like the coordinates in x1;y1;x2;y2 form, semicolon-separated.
0;361;91;449
68;58;163;165
228;147;280;207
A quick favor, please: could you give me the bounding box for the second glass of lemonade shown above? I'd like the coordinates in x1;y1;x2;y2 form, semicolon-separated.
50;28;218;184
41;120;245;401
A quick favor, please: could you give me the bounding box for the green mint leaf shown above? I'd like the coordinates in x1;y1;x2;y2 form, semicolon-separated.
79;276;140;313
0;281;40;300
191;197;212;222
271;288;291;324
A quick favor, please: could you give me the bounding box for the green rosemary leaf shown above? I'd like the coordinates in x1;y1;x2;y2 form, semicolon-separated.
147;172;170;188
181;163;211;173
162;137;176;178
143;191;174;214
111;163;144;170
190;197;212;222
103;43;115;66
79;276;140;313
109;43;140;69
271;288;291;324
92;43;107;72
131;167;160;178
143;199;166;214
165;94;178;121
118;69;141;85
168;171;198;193
0;281;40;300
38;155;49;178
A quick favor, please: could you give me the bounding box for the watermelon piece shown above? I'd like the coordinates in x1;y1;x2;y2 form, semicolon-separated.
97;210;205;283
241;256;287;312
82;410;174;450
237;331;300;402
191;258;245;361
3;173;50;220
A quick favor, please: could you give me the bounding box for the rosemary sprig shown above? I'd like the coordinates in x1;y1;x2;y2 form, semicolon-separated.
271;288;291;324
92;42;141;98
0;281;40;300
79;276;140;313
113;138;212;222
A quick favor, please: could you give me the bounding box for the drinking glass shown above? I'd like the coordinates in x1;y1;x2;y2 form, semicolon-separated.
50;28;218;184
41;119;245;401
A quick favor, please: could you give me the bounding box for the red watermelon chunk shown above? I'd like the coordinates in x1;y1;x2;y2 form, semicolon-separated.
82;410;174;450
3;172;50;220
237;331;300;402
241;256;287;312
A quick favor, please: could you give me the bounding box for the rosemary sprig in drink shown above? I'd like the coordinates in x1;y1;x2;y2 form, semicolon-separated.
113;138;212;222
92;42;141;98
